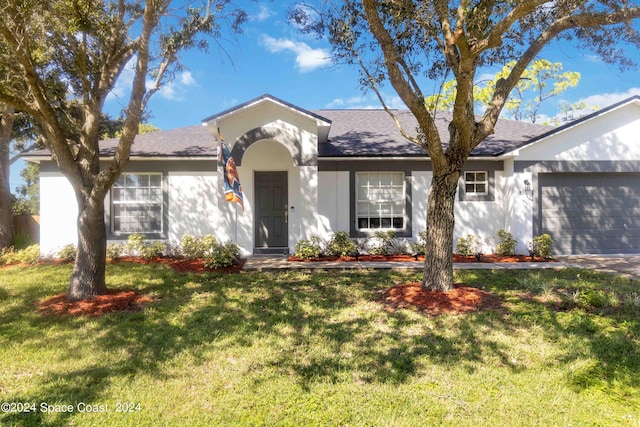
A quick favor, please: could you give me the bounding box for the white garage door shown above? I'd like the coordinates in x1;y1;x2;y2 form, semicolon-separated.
539;173;640;255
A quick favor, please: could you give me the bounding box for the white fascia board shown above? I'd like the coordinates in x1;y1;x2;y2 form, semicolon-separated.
318;156;500;161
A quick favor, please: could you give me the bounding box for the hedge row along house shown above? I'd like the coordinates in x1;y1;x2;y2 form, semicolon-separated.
24;94;640;257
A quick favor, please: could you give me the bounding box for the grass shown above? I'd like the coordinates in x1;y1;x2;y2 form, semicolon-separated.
0;263;639;426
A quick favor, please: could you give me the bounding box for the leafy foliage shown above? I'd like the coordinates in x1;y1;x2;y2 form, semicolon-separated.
294;236;324;259
289;0;640;291
495;230;517;256
369;230;405;255
456;234;477;256
180;234;218;260
203;241;241;269
57;244;77;262
126;234;165;259
326;231;357;257
0;244;40;266
531;234;554;258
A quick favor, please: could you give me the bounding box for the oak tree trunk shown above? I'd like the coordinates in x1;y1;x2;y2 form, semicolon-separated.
0;105;14;249
422;170;460;292
68;192;108;300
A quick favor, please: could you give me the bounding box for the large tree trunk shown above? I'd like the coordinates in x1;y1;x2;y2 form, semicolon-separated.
0;104;15;249
422;170;461;292
68;191;108;301
0;163;12;249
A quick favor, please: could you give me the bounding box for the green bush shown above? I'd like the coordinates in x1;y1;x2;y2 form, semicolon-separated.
294;236;324;259
126;233;147;255
495;229;517;256
126;234;165;259
410;230;428;255
580;289;614;309
204;241;241;268
181;234;218;259
531;234;553;258
12;230;32;250
456;234;476;256
106;243;124;260
2;245;41;265
369;231;406;255
57;244;77;261
326;231;357;257
140;242;166;259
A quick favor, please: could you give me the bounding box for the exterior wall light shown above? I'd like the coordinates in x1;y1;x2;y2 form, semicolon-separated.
521;179;534;201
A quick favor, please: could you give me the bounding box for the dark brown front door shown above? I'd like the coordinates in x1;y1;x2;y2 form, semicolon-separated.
254;171;288;252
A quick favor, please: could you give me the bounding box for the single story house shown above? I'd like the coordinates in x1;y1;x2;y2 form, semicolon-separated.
25;94;640;256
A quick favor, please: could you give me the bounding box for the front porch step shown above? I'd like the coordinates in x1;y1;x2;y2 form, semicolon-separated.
253;247;290;255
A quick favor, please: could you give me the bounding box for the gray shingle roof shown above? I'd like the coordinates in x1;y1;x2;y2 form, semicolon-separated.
315;109;553;157
98;125;215;157
24;105;553;160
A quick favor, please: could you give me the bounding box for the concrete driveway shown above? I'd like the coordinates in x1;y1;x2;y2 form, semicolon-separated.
555;255;640;280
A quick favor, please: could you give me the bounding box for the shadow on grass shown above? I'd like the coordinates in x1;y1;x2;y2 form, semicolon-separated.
1;265;638;425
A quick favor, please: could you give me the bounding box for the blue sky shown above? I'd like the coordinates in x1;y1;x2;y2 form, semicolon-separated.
10;1;640;191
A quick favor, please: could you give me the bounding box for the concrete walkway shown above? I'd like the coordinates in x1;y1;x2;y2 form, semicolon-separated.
556;255;640;281
244;256;567;272
244;255;640;281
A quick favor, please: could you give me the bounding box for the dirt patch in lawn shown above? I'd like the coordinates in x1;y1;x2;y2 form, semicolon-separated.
38;289;153;317
381;282;502;316
289;254;554;263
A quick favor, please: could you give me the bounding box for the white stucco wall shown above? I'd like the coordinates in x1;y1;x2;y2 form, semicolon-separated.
411;171;430;238
453;171;507;253
168;172;218;243
40;172;78;255
318;171;350;240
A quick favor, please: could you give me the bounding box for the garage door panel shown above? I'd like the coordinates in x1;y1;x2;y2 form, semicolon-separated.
539;173;640;255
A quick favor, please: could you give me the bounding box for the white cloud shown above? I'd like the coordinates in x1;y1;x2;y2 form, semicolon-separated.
107;57;137;102
260;34;331;73
253;4;274;22
325;93;406;110
152;71;198;101
576;87;640;110
108;60;197;103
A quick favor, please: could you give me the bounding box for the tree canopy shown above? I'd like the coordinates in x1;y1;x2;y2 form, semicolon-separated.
291;0;640;291
0;0;253;299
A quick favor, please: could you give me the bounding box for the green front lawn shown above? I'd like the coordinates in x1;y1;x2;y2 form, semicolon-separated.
0;263;638;426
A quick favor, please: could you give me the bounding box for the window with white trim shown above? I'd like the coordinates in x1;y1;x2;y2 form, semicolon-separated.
464;171;488;194
356;172;405;230
111;173;163;233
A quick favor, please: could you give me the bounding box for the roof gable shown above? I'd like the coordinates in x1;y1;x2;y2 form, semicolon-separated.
502;95;640;156
201;94;331;126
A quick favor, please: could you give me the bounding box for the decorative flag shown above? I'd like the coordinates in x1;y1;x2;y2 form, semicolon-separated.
218;137;244;211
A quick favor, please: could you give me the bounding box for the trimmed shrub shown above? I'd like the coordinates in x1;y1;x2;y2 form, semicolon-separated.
326;231;357;257
294;236;323;259
531;234;553;258
106;243;124;260
204;241;241;269
181;234;218;260
58;244;77;261
370;230;405;255
496;229;517;256
456;234;476;256
126;233;165;259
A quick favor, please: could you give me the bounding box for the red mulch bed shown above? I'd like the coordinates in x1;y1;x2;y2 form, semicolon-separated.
381;282;502;316
34;257;245;317
111;256;246;274
288;254;554;263
38;289;153;317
